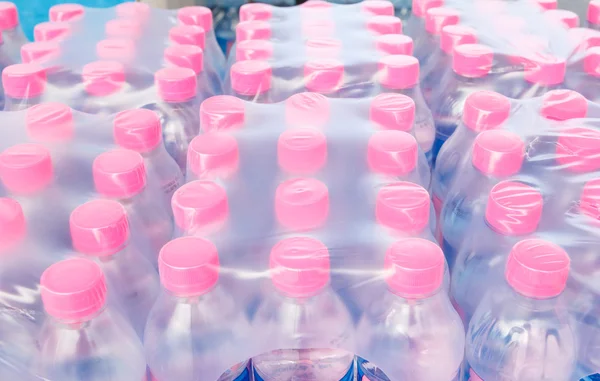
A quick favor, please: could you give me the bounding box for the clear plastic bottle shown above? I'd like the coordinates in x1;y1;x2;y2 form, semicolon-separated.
199;95;246;133
77;60;128;115
414;6;460;64
566;47;600;104
229;60;273;103
48;3;85;23
509;53;567;100
2;63;47;111
164;44;221;98
0;3;28;63
38;258;147;381
403;0;443;41
33;22;72;43
366;15;403;36
589;1;600;31
304;58;344;97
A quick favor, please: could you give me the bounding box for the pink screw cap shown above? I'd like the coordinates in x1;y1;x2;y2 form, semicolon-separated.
452;43;494;78
377;182;430;234
169;25;206;50
155;67;197;103
237;40;274;62
412;0;444;17
116;2;151;20
82;61;126;97
0;144;53;195
40;258;107;322
379;54;419;90
485;181;543;236
585;47;600;78
93;149;147;199
34;22;71;42
164;44;204;75
270;237;330;298
159;237;219;296
375;34;414;55
21;42;61;65
362;0;394;16
70;199;129;256
440;24;477;54
301;0;333;10
285;92;331;129
590;0;600;26
545;9;579;29
96;39;136;63
49;3;84;22
278;128;327;174
505;239;570;299
472;130;525;177
26;103;74;143
305;38;342;59
556;127;600;173
534;0;557;10
540;90;588;121
580;178;600;219
0;198;25;252
370;93;416;131
425;7;460;35
177;6;213;31
368;131;418;176
236;20;271;42
200;95;245;132
113;109;162;153
275;178;329;231
2;63;46;99
187;133;239;179
304;58;344;94
171;180;229;233
462;90;511;132
385;238;445;298
105;19;142;39
230;60;272;96
0;2;18;29
524;53;566;85
367;15;402;35
240;3;273;22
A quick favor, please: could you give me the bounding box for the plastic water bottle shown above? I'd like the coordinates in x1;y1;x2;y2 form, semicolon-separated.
0;2;28;63
144;236;252;381
199;95;246;133
544;9;580;29
589;1;600;31
235;39;274;62
510;53;567;100
366;15;403;36
534;0;558;10
277;127;327;179
187;133;240;183
304;58;345;97
48;3;85;23
403;0;443;39
78;60;127;115
164;44;221;98
2;63;47;111
252;236;356;381
229;60;273;103
567;47;600;104
465;239;576;381
357;238;464;381
538;89;588;123
33;22;72;43
414;7;460;65
38;258;147;381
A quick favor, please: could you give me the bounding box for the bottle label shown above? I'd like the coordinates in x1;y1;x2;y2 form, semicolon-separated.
581;374;600;381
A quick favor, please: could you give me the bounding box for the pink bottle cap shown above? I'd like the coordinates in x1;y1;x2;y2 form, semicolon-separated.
301;0;332;9
362;0;395;16
472;130;525;177
523;53;566;85
412;0;444;17
93;149;147;199
177;6;213;31
115;2;151;20
370;93;416;131
505;239;570;299
585;47;600;78
534;0;558;10
171;180;228;233
82;60;126;97
159;237;219;296
304;58;344;94
375;34;414;55
556;127;600;173
105;18;142;39
2;63;46;99
590;0;600;25
70;199;129;256
270;236;330;298
0;144;53;195
540;90;588;121
33;22;71;42
376;182;430;234
485;181;543;236
301;19;335;39
155;67;197;103
169;25;206;50
21;42;61;65
200;95;245;132
285;92;331;129
236;20;271;42
96;39;136;63
305;38;342;59
440;24;477;54
367;15;402;35
26;103;74;143
462;90;511;132
40;258;107;322
49;3;84;22
230;60;272;96
378;54;419;90
425;7;460;35
368;130;418;176
237;39;274;62
580;178;600;219
113;109;161;153
278;128;327;174
0;2;18;29
568;28;600;53
240;3;273;22
0;198;25;252
164;44;204;75
545;9;579;29
187;133;239;179
452;43;494;78
275;178;329;231
385;238;445;298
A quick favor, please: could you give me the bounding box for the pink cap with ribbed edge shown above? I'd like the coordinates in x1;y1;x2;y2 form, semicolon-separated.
370;93;415;131
378;54;419;90
93;149;147;199
462;90;511;132
472;130;525;177
177;6;213;31
105;19;142;39
115;2;151;20
535;0;557;10
230;60;272;96
524;53;566;85
585;47;600;78
278;128;327;174
155;67;197;103
301;19;335;40
0;198;25;252
425;7;460;35
304;59;344;94
452;44;493;78
305;38;342;59
26;103;74;143
0;2;18;29
2;63;46;99
40;258;107;322
556;127;600;173
171;180;228;232
0;144;53;195
270;236;330;298
96;39;136;63
590;1;600;25
362;0;394;16
113;109;161;153
21;42;60;65
440;24;477;54
368;131;418;176
34;22;71;42
236;21;271;42
580;178;600;219
159;237;219;296
485;181;543;236
49;3;84;22
187;133;239;178
545;9;579;29
276;178;329;231
237;40;273;62
375;34;414;55
367;15;402;35
505;239;570;299
240;3;273;22
285;92;330;129
70;199;129;256
200;95;245;132
82;61;126;97
540;90;588;121
164;44;204;75
412;0;444;17
169;25;206;49
385;238;445;298
376;182;430;234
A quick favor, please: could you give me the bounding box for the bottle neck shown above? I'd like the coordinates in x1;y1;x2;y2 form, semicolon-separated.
4;95;41;111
